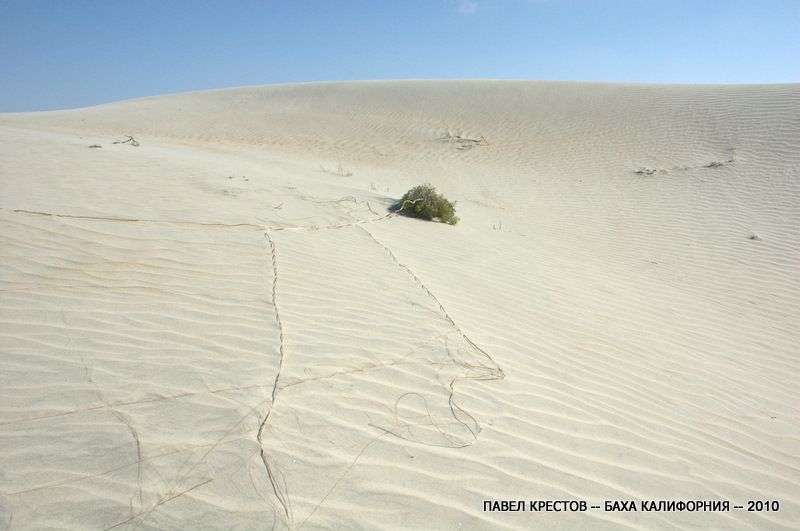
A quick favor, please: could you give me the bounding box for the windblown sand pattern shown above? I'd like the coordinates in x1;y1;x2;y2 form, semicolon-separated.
1;81;798;529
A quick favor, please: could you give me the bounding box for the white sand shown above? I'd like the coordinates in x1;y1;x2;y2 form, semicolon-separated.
0;80;798;529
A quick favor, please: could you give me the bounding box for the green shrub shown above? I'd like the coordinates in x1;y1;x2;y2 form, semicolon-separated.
392;184;459;225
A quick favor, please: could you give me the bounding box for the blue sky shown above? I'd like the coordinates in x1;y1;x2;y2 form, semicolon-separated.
1;0;798;111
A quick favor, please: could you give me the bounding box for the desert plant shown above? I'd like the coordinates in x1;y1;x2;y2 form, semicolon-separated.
393;184;459;225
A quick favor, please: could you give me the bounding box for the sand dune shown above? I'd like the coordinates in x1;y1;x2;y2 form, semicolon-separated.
1;80;798;529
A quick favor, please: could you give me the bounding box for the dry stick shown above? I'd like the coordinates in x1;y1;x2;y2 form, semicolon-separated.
113;135;140;147
441;130;488;149
396;197;423;213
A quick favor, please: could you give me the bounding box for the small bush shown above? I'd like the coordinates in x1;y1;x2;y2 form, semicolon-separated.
392;184;459;225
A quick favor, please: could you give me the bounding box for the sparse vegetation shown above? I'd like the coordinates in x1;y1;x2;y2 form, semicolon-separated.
113;135;139;147
392;184;459;225
703;158;734;168
440;129;489;151
319;160;353;176
634;167;658;176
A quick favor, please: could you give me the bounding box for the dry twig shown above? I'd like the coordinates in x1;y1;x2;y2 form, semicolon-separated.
113;135;140;147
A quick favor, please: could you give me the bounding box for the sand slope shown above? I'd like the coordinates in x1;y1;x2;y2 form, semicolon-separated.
1;80;798;529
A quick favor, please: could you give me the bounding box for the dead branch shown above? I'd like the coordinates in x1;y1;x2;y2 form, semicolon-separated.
113;135;140;147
